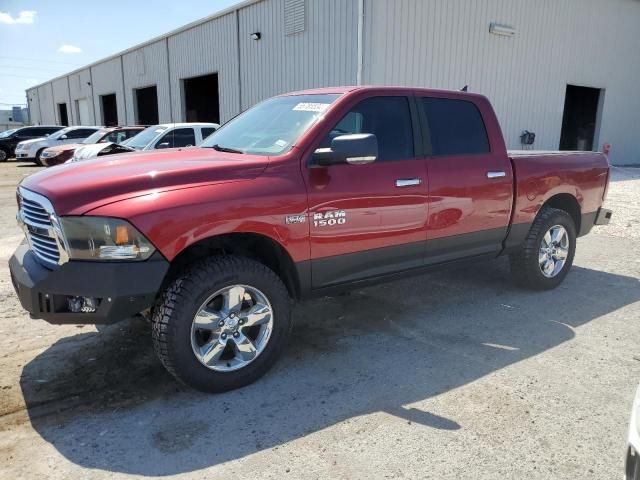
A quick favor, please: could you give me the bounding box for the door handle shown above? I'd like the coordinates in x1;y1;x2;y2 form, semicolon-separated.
395;178;422;187
486;171;506;179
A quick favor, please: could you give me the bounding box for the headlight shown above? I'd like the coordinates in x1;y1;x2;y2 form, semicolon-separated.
59;217;156;261
42;150;60;158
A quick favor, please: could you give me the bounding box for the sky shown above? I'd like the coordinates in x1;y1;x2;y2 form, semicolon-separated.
0;0;239;106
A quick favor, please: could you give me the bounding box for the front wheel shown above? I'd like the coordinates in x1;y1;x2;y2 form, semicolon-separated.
0;148;8;162
509;207;577;290
151;256;292;392
34;148;45;166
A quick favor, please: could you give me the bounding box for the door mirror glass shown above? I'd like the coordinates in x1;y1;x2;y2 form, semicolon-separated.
313;133;378;166
59;134;68;140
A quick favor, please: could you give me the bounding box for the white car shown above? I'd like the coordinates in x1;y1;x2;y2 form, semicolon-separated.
627;385;640;478
122;123;219;151
15;126;101;165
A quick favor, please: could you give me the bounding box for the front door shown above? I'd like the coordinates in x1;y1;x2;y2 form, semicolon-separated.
304;95;428;289
418;96;513;263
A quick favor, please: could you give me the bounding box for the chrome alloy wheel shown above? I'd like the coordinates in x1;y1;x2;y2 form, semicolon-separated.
538;225;570;278
190;285;274;372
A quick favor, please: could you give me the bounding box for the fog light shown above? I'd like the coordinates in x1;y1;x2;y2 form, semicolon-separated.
67;296;100;313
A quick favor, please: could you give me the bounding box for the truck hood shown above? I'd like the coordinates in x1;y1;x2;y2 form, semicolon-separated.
21;147;270;215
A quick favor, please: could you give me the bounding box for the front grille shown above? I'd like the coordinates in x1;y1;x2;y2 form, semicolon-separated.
18;189;62;267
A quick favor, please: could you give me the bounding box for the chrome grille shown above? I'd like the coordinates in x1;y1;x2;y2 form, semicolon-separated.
17;188;64;267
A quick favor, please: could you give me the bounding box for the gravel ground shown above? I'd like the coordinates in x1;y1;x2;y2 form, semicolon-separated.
0;161;638;479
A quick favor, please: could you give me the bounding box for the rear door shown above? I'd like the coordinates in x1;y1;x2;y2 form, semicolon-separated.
418;95;513;263
305;95;428;288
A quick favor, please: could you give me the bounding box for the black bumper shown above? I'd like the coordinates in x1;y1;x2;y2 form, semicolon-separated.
9;243;169;324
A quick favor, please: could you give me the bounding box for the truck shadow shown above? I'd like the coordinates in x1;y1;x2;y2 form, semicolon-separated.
16;260;640;476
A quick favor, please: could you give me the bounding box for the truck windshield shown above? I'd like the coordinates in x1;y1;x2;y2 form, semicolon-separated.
124;126;168;149
200;94;340;155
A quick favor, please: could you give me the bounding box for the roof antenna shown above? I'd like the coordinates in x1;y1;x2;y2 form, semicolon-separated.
460;85;468;92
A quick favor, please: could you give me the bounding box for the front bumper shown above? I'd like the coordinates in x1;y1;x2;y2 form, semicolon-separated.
9;242;169;324
15;152;34;160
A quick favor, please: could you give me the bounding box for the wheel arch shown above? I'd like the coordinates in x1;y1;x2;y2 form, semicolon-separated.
162;232;303;300
539;193;581;233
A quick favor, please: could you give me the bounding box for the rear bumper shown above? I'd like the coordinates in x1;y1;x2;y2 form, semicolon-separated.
578;207;613;237
9;242;169;324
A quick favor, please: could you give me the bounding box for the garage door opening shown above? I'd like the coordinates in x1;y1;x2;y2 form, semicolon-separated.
57;103;69;126
100;93;118;126
134;85;159;125
182;73;219;123
559;85;603;151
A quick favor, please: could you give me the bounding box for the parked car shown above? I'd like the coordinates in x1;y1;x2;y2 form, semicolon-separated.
0;125;64;161
627;384;640;479
15;126;101;165
122;123;219;151
40;126;146;167
9;86;612;393
69;142;136;163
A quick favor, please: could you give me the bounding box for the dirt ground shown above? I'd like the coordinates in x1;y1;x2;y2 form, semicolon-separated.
0;160;639;479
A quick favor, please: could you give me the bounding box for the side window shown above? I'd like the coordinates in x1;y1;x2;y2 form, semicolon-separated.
41;127;61;136
201;127;216;140
18;128;37;138
103;131;128;144
123;129;141;140
157;128;196;148
66;128;96;139
422;98;490;156
320;96;414;161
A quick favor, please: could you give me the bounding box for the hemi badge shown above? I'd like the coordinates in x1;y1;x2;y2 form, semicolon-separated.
285;215;306;225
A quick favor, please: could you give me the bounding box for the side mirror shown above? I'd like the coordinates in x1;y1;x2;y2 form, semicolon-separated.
156;142;170;149
59;134;68;140
312;133;378;166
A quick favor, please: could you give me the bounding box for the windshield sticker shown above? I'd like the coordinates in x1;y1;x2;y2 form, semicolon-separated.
275;139;288;148
293;102;331;113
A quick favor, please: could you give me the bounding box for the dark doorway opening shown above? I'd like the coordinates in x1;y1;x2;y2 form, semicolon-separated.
182;73;220;123
100;93;118;126
57;103;69;126
559;85;602;151
134;86;159;125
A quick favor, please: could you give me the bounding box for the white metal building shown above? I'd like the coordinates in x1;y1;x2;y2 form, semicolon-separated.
26;0;640;165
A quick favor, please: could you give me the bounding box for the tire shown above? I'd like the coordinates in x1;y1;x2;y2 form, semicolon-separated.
152;255;292;393
509;207;577;290
0;148;8;162
34;148;45;166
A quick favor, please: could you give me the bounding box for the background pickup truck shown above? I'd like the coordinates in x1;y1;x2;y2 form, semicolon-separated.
9;86;612;392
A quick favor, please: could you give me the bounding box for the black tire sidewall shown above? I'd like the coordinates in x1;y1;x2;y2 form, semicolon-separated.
0;148;8;162
35;149;45;166
528;210;577;289
161;258;291;392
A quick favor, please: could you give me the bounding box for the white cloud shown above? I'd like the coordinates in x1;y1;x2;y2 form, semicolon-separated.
0;10;37;25
58;44;82;54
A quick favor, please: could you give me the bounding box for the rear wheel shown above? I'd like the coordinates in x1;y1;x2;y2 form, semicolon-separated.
152;256;292;392
0;148;8;162
509;207;576;290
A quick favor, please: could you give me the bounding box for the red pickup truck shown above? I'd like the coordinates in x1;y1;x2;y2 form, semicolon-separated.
10;86;612;392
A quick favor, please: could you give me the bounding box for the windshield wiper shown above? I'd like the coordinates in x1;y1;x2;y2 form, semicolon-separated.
210;144;244;154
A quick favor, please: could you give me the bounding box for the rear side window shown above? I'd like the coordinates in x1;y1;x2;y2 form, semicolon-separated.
321;96;414;161
157;128;196;148
201;127;216;140
65;128;96;139
422;98;489;156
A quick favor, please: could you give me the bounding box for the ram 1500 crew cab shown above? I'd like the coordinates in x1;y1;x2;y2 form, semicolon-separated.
9;87;612;392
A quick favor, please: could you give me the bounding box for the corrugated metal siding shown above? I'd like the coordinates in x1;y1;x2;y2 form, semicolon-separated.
36;84;56;124
122;40;172;124
168;13;240;123
26;89;40;125
238;0;358;110
362;0;640;165
51;77;70;125
90;58;126;126
67;68;96;124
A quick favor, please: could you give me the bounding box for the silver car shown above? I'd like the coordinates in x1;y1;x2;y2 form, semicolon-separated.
15;126;101;165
